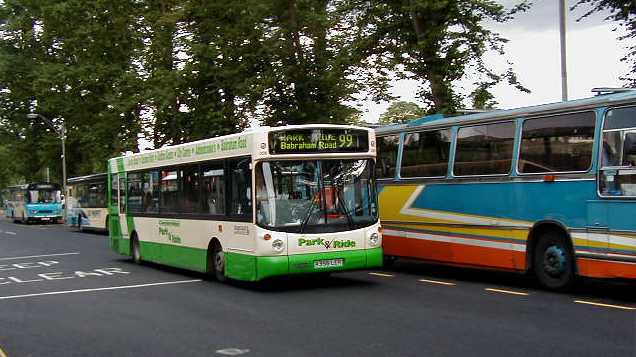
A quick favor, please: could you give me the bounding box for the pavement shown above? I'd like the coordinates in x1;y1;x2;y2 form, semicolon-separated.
0;217;634;357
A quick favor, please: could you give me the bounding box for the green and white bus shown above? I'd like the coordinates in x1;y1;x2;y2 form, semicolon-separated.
108;125;382;281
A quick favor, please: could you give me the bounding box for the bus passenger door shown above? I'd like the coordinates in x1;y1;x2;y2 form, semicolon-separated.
118;175;129;240
585;201;609;256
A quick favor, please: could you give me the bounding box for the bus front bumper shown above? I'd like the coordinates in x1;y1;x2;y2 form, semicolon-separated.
225;248;383;281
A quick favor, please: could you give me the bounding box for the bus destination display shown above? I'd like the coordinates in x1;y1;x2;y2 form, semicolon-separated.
269;129;369;154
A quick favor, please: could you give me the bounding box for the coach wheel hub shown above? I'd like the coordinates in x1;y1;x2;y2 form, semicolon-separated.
543;245;566;277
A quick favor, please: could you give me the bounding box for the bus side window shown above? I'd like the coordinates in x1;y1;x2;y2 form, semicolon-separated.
600;106;636;196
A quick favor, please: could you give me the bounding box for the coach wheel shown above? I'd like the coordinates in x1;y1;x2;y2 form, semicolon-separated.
533;231;574;291
132;235;142;264
77;214;82;231
212;242;226;282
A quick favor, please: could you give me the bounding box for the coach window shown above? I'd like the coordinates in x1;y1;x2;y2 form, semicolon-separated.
160;168;179;213
600;106;636;196
228;157;252;218
180;165;200;213
518;112;595;174
376;135;399;179
454;122;516;176
201;161;225;215
127;172;143;213
401;129;451;178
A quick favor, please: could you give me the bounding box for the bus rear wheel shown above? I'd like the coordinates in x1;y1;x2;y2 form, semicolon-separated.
132;235;141;264
533;231;575;291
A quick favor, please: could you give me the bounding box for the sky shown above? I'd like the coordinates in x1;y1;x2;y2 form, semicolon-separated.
359;0;632;122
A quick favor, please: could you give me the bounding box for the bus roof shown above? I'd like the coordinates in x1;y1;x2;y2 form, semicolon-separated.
6;182;61;190
68;173;107;184
375;91;636;135
108;124;374;173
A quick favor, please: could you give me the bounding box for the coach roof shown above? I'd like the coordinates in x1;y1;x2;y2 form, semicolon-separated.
375;90;636;136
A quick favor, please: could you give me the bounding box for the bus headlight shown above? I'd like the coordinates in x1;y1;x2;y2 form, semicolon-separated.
272;239;285;253
369;232;379;247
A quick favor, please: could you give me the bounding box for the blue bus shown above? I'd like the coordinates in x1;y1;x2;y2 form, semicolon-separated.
4;183;63;224
376;90;636;290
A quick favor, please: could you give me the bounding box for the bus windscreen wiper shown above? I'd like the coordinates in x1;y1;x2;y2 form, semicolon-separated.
299;195;318;234
335;186;354;230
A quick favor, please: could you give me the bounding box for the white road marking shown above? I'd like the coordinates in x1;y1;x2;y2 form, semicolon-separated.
485;288;529;296
4;232;16;235
574;300;636;311
368;272;394;277
0;252;79;261
216;348;250;355
0;279;202;301
418;279;456;286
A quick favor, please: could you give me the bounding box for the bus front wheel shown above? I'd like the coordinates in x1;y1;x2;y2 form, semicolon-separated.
533;231;574;291
212;242;226;282
131;235;141;264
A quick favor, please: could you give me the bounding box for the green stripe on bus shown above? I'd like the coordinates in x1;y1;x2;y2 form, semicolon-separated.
227;248;384;281
139;241;207;272
116;157;125;173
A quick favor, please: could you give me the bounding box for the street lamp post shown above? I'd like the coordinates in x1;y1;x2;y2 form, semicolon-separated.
559;0;568;101
27;113;67;222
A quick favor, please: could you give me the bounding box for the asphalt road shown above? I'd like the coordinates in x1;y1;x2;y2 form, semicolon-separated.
0;218;634;357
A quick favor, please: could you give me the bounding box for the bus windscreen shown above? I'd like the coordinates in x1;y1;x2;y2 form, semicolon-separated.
268;129;369;154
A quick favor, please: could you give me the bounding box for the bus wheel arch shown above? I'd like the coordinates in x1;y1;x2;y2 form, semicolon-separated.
206;238;226;282
526;221;576;290
130;231;141;264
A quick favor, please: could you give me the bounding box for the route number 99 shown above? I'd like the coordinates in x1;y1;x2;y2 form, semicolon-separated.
338;134;353;147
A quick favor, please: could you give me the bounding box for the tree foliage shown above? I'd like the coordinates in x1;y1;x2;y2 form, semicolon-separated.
575;0;636;86
379;101;426;124
342;0;530;114
0;0;530;185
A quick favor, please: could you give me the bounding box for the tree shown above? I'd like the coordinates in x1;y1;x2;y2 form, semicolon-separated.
379;101;426;124
258;0;364;126
469;84;498;110
343;0;530;114
575;0;636;86
0;0;145;182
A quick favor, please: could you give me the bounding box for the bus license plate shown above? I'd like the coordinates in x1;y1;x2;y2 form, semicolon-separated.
314;259;344;269
41;218;50;221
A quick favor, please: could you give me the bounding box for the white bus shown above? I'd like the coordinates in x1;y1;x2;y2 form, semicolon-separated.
108;125;382;281
67;173;109;232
